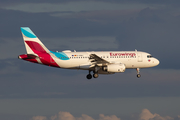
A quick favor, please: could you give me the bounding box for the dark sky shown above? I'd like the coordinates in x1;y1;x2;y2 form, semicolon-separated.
0;0;180;120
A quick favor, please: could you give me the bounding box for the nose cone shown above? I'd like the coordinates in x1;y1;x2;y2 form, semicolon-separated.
155;59;160;66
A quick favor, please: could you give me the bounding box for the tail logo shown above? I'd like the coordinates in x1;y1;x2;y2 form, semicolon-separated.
20;27;60;67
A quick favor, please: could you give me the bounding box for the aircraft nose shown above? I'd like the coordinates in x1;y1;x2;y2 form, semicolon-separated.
155;59;160;66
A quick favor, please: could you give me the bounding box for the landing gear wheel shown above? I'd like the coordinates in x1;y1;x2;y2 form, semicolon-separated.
136;68;141;78
137;74;141;78
93;73;99;78
86;74;92;79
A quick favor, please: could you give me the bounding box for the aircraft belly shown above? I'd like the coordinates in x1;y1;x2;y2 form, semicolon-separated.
56;59;89;69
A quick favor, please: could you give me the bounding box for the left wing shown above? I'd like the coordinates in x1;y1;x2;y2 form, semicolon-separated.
89;54;110;67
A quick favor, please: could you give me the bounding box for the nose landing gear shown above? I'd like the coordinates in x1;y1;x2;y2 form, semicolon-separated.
136;68;141;78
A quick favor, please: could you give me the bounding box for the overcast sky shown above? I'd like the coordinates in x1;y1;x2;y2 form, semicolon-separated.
0;0;180;120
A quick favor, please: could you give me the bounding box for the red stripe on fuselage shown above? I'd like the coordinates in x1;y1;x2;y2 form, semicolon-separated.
38;53;60;67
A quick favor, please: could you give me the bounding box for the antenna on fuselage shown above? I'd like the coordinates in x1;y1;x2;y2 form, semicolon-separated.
135;49;137;52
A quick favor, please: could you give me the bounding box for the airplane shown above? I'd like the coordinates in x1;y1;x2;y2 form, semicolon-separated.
18;27;160;79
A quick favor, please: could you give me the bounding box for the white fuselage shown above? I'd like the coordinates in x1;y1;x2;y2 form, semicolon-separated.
51;51;159;70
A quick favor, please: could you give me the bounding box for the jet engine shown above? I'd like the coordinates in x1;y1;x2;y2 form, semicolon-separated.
103;63;126;72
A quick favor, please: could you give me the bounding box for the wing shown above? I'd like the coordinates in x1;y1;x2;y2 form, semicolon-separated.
89;54;110;67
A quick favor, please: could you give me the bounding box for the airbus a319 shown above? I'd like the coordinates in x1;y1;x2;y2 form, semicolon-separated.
18;27;159;79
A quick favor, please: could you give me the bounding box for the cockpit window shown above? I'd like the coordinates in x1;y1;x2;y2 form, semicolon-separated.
147;55;153;58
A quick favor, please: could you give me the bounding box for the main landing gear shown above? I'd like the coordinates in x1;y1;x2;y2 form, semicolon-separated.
86;71;99;80
136;68;141;78
86;74;92;79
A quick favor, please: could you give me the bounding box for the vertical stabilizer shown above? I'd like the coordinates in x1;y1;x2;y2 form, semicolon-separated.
21;27;49;54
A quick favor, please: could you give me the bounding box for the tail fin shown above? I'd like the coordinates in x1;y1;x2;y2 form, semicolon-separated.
21;27;49;54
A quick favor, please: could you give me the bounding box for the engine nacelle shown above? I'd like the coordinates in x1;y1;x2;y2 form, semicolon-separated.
103;63;126;72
